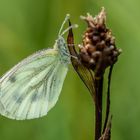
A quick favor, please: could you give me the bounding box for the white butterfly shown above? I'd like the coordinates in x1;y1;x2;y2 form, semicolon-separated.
0;14;78;120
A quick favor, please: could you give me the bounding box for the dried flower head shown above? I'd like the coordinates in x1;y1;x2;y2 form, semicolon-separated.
67;8;121;140
79;7;121;77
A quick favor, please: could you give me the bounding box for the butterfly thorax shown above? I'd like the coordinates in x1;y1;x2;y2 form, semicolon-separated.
55;36;70;65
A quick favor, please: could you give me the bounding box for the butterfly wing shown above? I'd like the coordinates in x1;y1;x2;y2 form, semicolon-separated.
0;48;68;120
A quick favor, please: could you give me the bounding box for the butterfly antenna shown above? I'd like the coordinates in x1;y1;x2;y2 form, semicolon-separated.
60;24;78;36
58;14;70;36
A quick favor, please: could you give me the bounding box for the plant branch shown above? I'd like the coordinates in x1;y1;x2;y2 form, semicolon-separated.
103;65;114;133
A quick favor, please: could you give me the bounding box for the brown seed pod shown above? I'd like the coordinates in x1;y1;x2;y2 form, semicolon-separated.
79;7;121;77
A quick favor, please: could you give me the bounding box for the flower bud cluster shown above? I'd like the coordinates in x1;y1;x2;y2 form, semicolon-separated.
79;8;121;76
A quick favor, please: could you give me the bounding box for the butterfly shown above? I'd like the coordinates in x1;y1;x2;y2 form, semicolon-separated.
0;14;78;120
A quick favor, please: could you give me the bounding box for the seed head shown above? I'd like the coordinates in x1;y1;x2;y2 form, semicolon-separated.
79;7;121;77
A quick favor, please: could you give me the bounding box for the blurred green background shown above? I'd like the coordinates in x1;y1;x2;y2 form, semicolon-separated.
0;0;139;140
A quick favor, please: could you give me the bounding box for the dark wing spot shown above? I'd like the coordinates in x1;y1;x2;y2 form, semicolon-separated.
12;94;24;104
9;76;16;83
30;88;44;103
31;91;39;102
17;96;24;104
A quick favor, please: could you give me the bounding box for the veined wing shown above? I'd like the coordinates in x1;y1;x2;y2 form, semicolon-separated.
0;48;68;120
0;100;5;115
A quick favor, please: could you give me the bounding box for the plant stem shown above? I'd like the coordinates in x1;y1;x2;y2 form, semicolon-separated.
94;76;103;140
103;65;114;133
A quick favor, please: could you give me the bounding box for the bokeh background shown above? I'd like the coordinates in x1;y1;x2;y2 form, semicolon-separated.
0;0;139;140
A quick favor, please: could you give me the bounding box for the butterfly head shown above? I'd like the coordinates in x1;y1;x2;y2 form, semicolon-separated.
56;14;78;54
54;14;78;64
